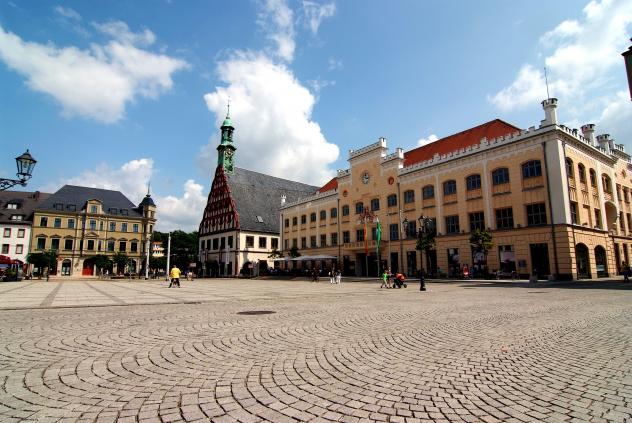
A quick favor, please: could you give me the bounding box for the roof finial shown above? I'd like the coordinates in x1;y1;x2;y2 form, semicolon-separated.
544;66;550;99
226;96;231;118
147;181;151;196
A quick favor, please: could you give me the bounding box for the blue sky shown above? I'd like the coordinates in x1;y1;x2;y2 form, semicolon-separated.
1;0;631;231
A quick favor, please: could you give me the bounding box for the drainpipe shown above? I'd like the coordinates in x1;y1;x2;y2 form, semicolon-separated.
542;141;560;278
561;140;579;279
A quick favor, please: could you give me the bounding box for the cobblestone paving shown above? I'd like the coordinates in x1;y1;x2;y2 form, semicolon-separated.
0;279;631;422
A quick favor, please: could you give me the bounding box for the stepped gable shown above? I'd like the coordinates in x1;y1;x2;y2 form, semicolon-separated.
227;167;318;233
317;177;338;194
404;119;521;166
38;185;142;216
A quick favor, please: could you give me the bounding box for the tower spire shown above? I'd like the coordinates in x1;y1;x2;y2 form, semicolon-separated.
226;97;231;118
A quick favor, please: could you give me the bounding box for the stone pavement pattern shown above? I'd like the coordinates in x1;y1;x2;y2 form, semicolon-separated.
0;279;631;423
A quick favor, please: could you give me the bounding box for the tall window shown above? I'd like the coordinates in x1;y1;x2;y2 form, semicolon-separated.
320;210;326;220
565;158;574;178
109;222;116;231
284;218;289;228
330;208;338;218
301;237;307;248
522;160;542;178
64;239;73;250
320;234;326;247
17;229;25;238
594;209;602;229
133;224;139;233
389;223;399;240
37;237;46;250
51;238;60;251
301;215;306;224
130;242;138;253
54;218;62;228
89;220;96;230
15;245;23;254
469;212;485;231
119;241;127;252
121;223;128;232
87;240;95;251
387;194;397;207
570;202;578;224
602;175;612;193
422;185;434;199
107;240;115;251
1;244;9;254
331;233;338;246
2;228;9;237
342;205;349;216
403;190;415;204
445;215;460;234
526;203;547;226
370;198;380;211
259;237;267;248
310;212;317;222
496;208;514;229
589;169;597;187
355;202;364;214
492;168;510;185
342;231;350;243
577;163;586;183
246;236;254;248
68;219;75;229
292;217;297;226
40;216;48;227
443;180;457;195
356;229;364;242
271;238;279;249
466;174;481;190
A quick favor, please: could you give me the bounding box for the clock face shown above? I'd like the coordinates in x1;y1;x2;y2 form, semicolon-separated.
225;149;233;158
362;171;370;184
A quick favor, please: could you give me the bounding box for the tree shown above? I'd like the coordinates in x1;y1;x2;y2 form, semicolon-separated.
470;228;494;275
91;255;112;276
150;256;167;272
288;246;301;258
268;248;284;259
26;252;52;279
111;252;129;275
152;230;199;270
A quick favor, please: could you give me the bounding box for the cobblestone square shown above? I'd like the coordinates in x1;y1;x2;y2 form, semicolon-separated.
0;279;631;422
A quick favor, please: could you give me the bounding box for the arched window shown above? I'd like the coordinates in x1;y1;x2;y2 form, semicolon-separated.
578;163;586;183
422;185;434;199
319;210;326;220
342;205;349;216
492;168;510;185
300;214;306;224
565;158;574;178
466;174;481;191
403;190;415;203
355;202;364;214
602;174;612;193
522;160;542;179
310;212;317;222
589;169;597;187
443;180;457;195
330;207;338;218
387;194;397;207
370;198;380;211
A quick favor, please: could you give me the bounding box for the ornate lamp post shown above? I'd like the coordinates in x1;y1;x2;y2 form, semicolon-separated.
0;150;37;191
358;206;376;277
623;38;632;101
416;215;434;291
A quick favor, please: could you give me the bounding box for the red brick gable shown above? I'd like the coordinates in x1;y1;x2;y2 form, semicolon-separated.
404;119;521;166
317;177;338;194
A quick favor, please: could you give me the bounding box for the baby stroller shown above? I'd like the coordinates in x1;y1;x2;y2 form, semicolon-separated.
393;273;407;288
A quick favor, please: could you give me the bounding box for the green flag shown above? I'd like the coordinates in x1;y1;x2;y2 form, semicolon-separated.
376;218;382;254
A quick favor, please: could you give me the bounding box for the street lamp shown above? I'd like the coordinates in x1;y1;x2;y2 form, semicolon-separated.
416;215;434;291
0;150;37;191
358;206;376;277
623;38;632;101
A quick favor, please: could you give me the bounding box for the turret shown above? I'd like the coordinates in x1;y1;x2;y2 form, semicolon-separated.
540;98;558;127
581;124;596;145
217;102;236;174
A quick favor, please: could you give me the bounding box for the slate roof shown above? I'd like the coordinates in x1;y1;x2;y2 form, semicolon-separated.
0;191;52;224
37;185;144;217
227;167;318;233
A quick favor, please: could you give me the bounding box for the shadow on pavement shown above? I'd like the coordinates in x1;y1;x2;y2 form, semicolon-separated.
454;279;632;290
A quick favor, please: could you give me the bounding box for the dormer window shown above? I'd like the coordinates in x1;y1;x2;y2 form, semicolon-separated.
121;209;129;216
54;203;64;211
109;208;118;215
66;204;76;212
90;205;98;213
6;203;19;210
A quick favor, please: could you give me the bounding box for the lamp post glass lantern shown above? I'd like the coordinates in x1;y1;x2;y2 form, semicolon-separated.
0;149;37;191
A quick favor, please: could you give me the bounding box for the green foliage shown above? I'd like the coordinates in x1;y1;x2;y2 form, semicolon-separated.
288;246;301;258
26;251;58;279
91;254;112;271
268;248;284;259
150;256;167;270
152;230;199;270
111;252;129;274
470;228;494;252
416;231;435;252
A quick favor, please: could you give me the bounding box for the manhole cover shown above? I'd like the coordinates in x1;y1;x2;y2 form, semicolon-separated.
236;310;276;315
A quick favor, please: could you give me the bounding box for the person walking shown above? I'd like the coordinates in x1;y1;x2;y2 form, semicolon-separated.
381;269;389;288
623;261;630;282
329;268;335;284
169;264;181;288
336;269;342;284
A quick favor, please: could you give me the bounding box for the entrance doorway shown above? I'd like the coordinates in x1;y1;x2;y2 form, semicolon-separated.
424;250;437;276
594;246;608;277
61;259;71;276
576;244;590;278
390;252;399;274
529;243;550;279
82;258;94;276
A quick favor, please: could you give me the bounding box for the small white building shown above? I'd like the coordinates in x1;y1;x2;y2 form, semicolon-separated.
0;191;51;263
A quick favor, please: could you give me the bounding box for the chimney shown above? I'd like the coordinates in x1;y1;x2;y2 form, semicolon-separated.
581;124;596;145
540;98;558;127
280;195;286;206
596;134;612;155
33;191;40;200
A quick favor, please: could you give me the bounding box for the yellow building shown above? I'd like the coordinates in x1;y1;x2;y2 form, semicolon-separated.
280;98;632;280
30;185;156;277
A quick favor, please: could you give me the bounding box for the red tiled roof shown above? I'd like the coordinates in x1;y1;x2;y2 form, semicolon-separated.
317;177;338;193
403;119;521;166
315;119;521;193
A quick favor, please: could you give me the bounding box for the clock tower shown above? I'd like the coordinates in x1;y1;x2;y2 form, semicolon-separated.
217;105;236;175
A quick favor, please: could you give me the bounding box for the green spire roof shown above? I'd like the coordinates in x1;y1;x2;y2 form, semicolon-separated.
221;100;233;127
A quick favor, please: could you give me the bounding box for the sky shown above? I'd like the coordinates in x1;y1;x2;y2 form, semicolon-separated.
1;0;631;231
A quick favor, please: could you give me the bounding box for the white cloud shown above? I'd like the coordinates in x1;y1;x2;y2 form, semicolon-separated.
599;90;632;147
53;6;81;21
302;1;336;34
417;134;439;147
202;52;339;186
41;158;206;232
0;24;187;123
92;21;156;47
258;0;296;62
489;0;632;131
328;57;343;70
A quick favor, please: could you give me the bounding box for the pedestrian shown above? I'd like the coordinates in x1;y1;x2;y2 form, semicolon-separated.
623;261;630;282
329;268;335;284
169;264;181;288
419;268;426;291
386;268;392;288
381;269;388;288
336;269;342;284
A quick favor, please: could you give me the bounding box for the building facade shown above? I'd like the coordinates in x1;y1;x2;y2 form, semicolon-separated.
30;185;156;277
198;111;318;276
0;191;51;263
280;99;632;280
